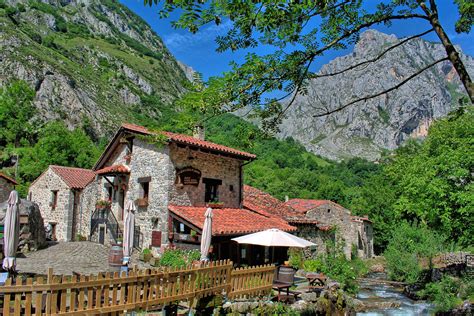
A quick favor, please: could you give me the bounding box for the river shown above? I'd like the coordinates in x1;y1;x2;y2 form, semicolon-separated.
356;273;435;316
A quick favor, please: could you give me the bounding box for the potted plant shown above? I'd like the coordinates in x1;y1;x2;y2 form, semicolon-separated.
190;230;198;241
207;200;224;209
96;199;111;209
140;248;152;262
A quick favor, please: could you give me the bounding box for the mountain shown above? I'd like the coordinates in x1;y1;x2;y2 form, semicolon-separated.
0;0;188;137
278;29;474;161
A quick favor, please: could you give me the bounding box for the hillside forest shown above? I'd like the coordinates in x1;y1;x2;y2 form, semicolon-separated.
1;80;472;255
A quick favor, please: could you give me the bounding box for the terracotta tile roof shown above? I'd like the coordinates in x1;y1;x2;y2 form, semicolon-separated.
169;205;296;236
0;173;17;185
50;165;96;189
121;123;256;160
243;185;295;219
96;164;130;175
284;199;332;213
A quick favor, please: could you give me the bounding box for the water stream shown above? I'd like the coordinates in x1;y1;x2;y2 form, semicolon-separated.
356;273;434;316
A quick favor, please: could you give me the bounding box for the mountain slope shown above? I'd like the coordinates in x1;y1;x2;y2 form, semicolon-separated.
279;30;474;161
0;0;188;137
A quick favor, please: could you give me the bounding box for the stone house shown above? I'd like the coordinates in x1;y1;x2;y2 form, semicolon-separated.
28;166;96;241
243;186;374;259
87;123;294;262
243;185;335;258
284;199;374;259
0;173;17;203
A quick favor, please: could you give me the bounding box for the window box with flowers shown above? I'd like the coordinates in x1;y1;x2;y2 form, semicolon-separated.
96;199;111;210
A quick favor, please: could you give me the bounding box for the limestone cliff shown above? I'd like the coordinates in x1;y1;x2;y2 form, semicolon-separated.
0;0;189;136
279;30;473;161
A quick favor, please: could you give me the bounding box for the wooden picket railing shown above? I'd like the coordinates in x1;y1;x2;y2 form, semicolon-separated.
0;261;275;315
229;265;276;299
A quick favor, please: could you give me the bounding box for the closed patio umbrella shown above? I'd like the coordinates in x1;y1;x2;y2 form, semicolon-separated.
122;200;136;260
232;228;315;248
200;207;213;261
3;191;20;271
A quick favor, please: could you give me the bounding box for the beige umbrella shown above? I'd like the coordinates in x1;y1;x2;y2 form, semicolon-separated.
232;228;315;248
122;200;136;260
3;191;20;271
200;207;213;261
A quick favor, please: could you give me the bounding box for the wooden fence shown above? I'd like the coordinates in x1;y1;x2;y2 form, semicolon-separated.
0;261;275;315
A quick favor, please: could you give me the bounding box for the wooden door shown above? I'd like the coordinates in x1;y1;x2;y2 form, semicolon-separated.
99;226;105;245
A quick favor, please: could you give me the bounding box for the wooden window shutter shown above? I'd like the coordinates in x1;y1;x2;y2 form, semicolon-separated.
151;231;162;247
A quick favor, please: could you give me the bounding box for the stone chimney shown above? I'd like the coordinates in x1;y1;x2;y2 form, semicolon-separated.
193;124;205;140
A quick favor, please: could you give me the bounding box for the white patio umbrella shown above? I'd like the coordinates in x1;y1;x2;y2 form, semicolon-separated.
200;207;213;261
231;228;315;248
122;200;136;260
3;191;20;271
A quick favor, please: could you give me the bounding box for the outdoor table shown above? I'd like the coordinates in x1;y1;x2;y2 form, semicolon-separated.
272;281;292;302
306;273;326;291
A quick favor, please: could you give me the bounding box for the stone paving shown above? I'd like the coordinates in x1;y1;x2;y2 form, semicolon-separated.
16;241;115;276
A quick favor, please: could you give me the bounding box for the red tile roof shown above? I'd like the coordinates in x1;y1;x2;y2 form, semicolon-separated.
121;123;256;160
284;199;332;213
96;164;130;175
0;173;17;185
169;205;296;236
50;165;95;189
243;185;295;219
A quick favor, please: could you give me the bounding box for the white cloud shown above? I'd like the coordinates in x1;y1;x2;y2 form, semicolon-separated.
164;20;232;51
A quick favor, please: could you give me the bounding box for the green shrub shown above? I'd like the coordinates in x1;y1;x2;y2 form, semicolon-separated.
420;276;463;312
384;222;445;283
288;248;303;269
142;248;151;255
302;239;368;294
303;258;324;272
159;249;200;268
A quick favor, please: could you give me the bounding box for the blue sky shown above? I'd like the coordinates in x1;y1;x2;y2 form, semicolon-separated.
121;1;473;80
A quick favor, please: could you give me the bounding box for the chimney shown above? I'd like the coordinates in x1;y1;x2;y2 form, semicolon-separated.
284;195;289;202
193;124;205;140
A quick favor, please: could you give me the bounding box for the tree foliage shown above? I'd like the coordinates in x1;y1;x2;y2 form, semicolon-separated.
0;81;38;147
144;0;473;129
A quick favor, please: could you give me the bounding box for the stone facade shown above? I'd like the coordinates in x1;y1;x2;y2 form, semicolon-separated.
0;174;16;203
29;168;72;241
292;224;335;258
290;201;374;259
168;144;241;208
94;137;244;253
28;166;96;242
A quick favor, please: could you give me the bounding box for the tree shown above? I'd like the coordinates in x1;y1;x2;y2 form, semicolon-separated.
145;0;473;129
386;107;474;247
0;81;37;148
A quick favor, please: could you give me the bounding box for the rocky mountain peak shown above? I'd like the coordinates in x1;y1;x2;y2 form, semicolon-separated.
279;30;473;161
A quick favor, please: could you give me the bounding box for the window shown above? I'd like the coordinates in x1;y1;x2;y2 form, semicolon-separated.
140;182;150;200
137;177;151;207
229;185;234;192
50;190;58;209
106;185;113;201
203;178;222;202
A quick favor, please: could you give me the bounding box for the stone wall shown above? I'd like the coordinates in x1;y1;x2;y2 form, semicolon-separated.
294;224;335;258
352;220;374;259
168;144;242;208
28;167;72;241
126;139;171;252
305;202;355;259
76;181;99;238
0;178;14;203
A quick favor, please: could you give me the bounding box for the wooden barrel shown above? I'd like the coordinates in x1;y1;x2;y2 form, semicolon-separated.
108;244;123;267
278;266;296;284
